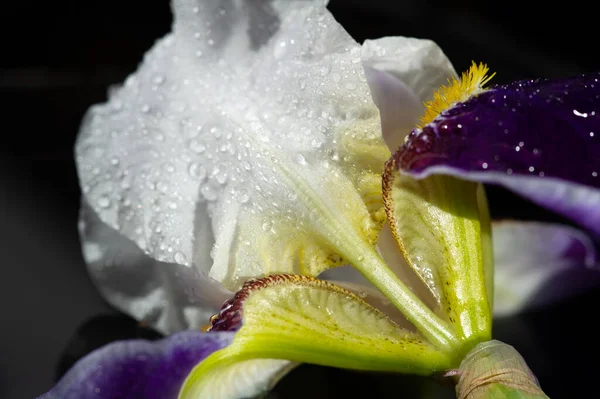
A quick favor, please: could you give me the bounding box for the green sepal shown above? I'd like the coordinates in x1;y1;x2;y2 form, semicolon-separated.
180;275;455;398
383;167;493;346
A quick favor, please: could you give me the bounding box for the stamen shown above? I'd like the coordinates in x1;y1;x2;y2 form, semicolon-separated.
419;62;495;127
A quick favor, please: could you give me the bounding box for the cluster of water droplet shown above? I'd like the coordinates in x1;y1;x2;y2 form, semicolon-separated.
76;0;381;283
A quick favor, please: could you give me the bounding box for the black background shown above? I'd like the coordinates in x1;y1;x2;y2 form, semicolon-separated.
1;1;599;398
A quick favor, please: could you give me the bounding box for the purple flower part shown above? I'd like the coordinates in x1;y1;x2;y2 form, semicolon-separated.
492;221;599;316
396;73;600;237
38;330;234;399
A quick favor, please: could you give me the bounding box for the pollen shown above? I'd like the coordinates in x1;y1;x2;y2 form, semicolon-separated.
418;62;495;127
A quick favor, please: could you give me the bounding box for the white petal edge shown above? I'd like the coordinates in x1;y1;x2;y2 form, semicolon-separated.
79;201;231;334
361;36;458;151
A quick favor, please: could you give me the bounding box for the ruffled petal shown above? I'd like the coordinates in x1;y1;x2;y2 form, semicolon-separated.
79;202;232;333
396;73;600;238
492;221;599;316
361;37;457;151
38;331;233;399
77;0;401;333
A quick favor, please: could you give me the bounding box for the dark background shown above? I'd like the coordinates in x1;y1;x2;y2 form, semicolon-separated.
1;1;599;398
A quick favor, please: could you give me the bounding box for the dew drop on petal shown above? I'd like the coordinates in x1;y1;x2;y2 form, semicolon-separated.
294;154;307;165
200;184;218;201
214;167;229;185
97;196;111;208
189;162;207;180
174;251;187;264
190;139;207;154
237;189;250;204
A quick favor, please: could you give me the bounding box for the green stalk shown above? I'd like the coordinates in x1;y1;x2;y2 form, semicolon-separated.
341;240;460;353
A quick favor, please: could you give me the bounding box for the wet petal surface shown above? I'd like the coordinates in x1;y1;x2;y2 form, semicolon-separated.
397;73;600;237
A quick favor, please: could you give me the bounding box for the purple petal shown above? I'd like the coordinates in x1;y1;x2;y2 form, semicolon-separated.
396;73;600;237
492;221;599;316
38;331;234;399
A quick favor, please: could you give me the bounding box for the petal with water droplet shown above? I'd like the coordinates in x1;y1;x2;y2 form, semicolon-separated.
76;0;398;331
396;73;600;239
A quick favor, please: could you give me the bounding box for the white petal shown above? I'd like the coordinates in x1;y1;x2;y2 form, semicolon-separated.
79;202;231;334
76;0;389;330
361;37;457;150
492;220;598;317
180;358;295;399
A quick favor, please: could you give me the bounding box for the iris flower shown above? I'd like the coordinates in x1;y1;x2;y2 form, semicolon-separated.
40;0;599;398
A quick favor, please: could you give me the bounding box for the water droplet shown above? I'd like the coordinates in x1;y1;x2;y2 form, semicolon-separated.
237;189;250;204
294;154;307;165
168;202;178;210
311;139;323;149
110;157;120;166
141;104;151;113
319;64;331;77
273;40;287;59
200;184;218;201
97;196;111;208
214;165;229;184
189;162;207;180
162;163;175;173
189;139;206;154
242;161;252;171
156;181;169;193
174;251;187;264
262;222;272;232
152;75;165;85
287;192;297;201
